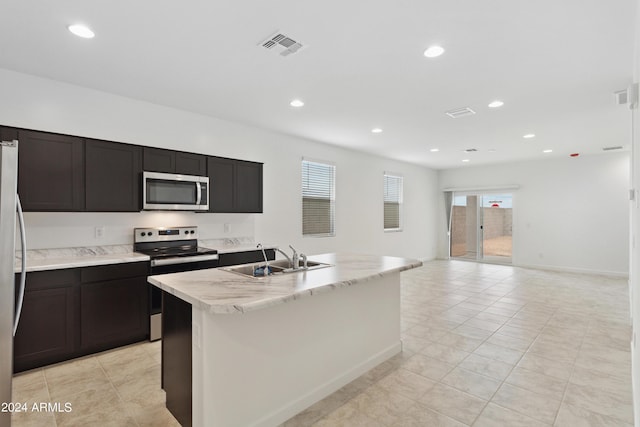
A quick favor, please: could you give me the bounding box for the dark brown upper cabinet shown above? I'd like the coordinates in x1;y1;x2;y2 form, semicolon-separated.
85;139;142;212
207;157;263;213
18;130;85;212
175;152;207;176
207;157;235;212
0;126;18;141
143;147;206;176
235;160;263;213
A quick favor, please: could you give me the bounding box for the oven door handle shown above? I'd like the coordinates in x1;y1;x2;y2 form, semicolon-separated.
151;253;219;267
196;182;202;206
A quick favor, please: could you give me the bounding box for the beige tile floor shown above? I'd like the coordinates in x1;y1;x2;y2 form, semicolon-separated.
12;260;633;426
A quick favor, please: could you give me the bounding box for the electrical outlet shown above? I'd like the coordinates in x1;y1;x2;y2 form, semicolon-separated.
95;226;105;239
224;223;230;233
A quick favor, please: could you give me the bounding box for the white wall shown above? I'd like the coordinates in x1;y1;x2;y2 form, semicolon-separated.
438;152;630;275
0;68;437;260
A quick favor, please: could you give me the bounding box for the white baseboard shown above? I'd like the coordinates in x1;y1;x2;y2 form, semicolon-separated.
429;257;629;279
516;262;629;278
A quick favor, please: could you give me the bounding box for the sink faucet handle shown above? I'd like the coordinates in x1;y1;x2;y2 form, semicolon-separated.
288;245;297;256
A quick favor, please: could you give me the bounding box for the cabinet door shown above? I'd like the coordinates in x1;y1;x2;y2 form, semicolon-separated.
175;152;206;176
18;130;84;211
80;276;149;352
143;147;175;173
86;139;142;212
0;126;18;141
235;161;263;213
13;270;79;373
207;156;235;212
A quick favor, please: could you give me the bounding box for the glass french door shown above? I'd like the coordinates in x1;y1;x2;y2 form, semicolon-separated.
450;193;512;264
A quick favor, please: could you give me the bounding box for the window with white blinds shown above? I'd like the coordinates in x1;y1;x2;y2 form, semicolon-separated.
384;173;403;231
302;159;335;236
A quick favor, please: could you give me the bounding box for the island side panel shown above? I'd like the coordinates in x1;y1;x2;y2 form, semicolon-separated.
192;271;402;427
162;291;192;427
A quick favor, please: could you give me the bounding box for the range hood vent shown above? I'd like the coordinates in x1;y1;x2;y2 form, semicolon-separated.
260;32;305;57
446;107;476;118
602;146;623;151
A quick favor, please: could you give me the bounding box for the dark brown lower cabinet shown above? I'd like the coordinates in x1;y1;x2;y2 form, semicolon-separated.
13;262;150;373
162;291;192;427
13;269;78;373
80;277;148;352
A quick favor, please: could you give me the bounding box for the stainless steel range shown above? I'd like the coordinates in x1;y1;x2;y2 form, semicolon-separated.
134;226;218;340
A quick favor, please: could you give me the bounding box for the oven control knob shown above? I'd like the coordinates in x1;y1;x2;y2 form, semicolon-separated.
190;230;195;234
141;232;146;237
148;232;153;236
184;230;189;235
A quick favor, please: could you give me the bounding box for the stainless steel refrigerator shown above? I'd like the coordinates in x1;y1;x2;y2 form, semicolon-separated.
0;140;27;427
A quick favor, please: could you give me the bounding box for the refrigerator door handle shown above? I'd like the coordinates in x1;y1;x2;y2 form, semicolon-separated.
13;194;26;336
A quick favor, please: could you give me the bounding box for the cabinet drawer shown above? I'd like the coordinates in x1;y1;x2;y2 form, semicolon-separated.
20;269;79;291
80;262;149;283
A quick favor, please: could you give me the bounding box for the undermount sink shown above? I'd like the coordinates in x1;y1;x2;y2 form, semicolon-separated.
222;259;332;278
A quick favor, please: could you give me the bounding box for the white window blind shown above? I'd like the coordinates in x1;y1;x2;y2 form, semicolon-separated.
302;160;335;236
384;173;403;231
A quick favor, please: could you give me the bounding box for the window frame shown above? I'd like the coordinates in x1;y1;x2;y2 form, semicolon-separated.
301;158;336;237
383;172;403;232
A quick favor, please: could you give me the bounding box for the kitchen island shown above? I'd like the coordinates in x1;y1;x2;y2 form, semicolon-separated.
148;253;422;427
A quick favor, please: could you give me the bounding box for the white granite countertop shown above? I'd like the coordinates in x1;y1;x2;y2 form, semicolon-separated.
13;241;276;273
148;253;422;315
14;245;151;273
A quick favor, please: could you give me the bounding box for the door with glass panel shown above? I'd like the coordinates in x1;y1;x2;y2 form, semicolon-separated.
450;193;512;264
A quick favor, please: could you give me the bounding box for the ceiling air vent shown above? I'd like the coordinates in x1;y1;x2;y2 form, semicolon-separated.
463;148;478;153
603;146;623;151
259;32;305;57
446;107;476;118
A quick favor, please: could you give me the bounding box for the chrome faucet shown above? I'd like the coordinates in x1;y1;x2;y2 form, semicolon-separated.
289;245;299;269
274;247;293;269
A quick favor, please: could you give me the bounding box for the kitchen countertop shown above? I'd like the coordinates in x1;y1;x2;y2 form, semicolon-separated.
14;245;150;273
13;240;276;273
148;253;422;315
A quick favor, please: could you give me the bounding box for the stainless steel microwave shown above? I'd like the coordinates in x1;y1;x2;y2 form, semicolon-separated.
142;171;209;211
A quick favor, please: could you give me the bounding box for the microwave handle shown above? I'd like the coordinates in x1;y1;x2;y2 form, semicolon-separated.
196;182;202;205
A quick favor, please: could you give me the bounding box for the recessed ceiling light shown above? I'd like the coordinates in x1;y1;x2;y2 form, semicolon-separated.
488;100;504;108
423;45;445;58
289;99;304;108
371;128;383;134
68;24;95;39
462;159;470;163
430;148;439;152
523;133;536;139
543;149;553;153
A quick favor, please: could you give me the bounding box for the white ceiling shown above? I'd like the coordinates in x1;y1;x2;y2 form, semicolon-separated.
0;0;636;169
